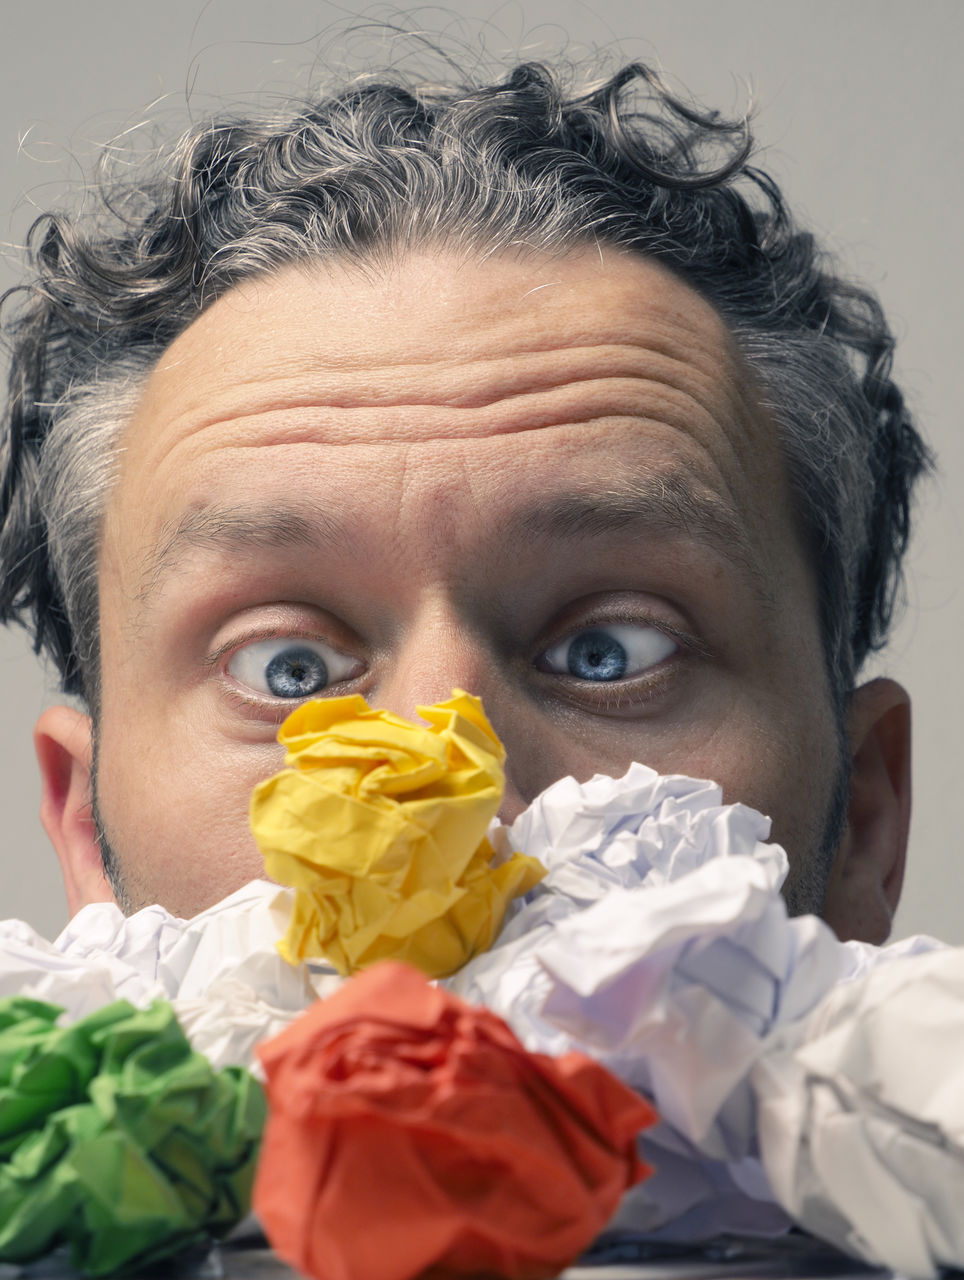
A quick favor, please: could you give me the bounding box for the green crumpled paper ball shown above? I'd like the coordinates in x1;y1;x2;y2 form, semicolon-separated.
0;995;266;1275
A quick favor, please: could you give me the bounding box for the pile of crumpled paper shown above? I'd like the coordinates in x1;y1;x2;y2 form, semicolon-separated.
2;761;960;1278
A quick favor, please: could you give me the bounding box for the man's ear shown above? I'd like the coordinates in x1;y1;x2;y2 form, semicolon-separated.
34;705;116;916
821;677;911;944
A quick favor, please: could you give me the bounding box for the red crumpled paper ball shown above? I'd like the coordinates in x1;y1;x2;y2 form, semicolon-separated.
254;962;656;1280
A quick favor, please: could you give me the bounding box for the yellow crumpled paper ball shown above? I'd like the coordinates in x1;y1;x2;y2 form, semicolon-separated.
250;690;546;978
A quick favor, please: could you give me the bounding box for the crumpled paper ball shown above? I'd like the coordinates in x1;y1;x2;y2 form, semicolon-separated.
1;880;342;1072
0;996;265;1275
250;690;545;976
754;945;964;1279
254;961;656;1280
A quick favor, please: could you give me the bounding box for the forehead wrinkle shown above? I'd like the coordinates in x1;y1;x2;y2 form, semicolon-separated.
135;501;349;607
155;335;722;413
513;473;776;616
146;381;724;455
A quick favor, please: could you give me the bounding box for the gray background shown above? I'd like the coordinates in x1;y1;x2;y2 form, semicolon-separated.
0;0;960;943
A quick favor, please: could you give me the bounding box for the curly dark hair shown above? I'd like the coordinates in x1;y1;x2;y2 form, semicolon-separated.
0;59;930;712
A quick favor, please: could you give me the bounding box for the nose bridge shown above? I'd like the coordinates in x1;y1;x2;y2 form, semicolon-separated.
375;596;493;723
374;594;539;825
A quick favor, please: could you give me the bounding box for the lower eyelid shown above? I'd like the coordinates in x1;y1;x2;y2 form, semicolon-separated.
544;650;688;716
221;664;364;713
220;684;317;729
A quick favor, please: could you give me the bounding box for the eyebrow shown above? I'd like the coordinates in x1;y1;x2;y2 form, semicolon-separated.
137;472;771;610
510;473;774;608
137;501;347;605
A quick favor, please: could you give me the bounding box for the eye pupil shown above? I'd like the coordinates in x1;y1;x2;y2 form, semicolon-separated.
567;629;627;681
264;646;329;698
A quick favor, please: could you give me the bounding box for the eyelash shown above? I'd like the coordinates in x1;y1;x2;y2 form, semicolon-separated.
528;611;706;713
205;625;342;670
207;625;363;711
536;613;703;665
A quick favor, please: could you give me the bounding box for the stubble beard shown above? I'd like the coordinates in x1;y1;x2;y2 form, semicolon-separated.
89;728;853;925
89;727;135;915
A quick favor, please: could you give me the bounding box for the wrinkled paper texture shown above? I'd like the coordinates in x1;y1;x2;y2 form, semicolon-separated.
0;881;337;1071
250;691;544;975
448;764;948;1258
0;757;953;1273
754;946;964;1278
0;996;264;1275
255;961;655;1280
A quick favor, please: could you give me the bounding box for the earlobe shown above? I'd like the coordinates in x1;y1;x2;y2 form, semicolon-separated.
34;705;116;917
821;677;912;944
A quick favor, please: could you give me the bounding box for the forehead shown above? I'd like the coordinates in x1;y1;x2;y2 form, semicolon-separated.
105;247;795;594
141;247;745;407
136;249;755;444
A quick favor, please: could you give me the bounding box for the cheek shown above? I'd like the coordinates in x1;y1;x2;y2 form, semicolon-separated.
93;708;279;915
666;701;841;873
499;681;839;871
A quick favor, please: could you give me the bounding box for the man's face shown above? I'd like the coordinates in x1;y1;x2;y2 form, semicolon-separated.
93;248;841;917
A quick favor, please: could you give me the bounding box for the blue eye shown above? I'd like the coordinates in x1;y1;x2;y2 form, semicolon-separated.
264;645;328;697
227;638;360;698
542;624;677;682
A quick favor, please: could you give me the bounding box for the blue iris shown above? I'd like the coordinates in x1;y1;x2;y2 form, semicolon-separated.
264;646;329;698
566;629;628;681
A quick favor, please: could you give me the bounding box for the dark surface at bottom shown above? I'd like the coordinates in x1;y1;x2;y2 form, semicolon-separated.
0;1232;935;1280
